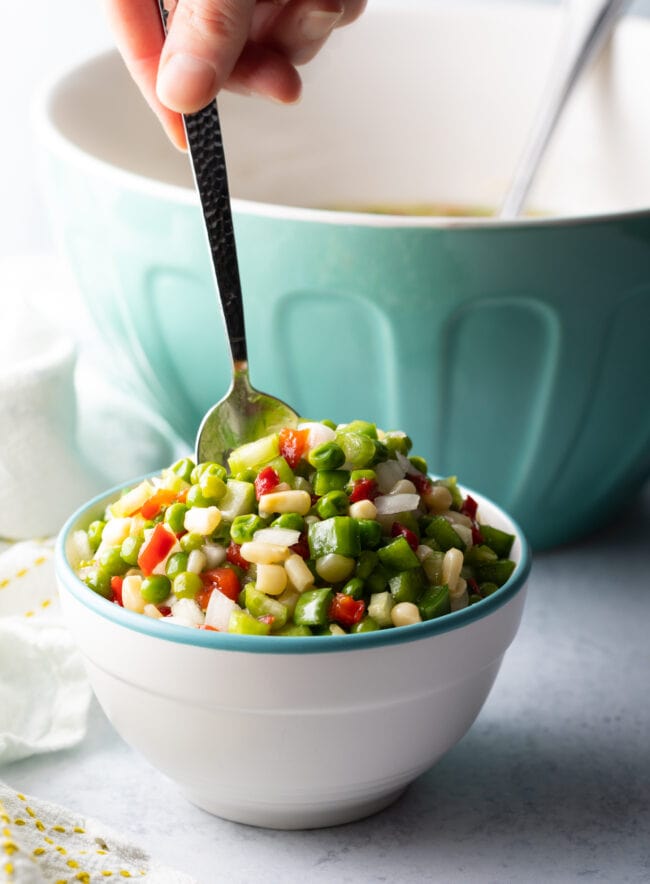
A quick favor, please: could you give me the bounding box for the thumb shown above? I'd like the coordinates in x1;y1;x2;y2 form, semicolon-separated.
156;0;257;113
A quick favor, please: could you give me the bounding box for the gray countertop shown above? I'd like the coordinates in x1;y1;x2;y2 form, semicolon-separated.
4;486;649;883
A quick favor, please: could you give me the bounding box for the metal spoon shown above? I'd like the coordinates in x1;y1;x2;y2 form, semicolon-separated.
499;0;631;219
157;3;299;465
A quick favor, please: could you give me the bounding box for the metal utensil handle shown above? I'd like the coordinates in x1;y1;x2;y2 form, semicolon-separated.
499;0;631;219
156;1;247;364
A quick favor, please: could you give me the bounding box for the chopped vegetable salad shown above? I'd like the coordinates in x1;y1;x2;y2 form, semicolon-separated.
72;420;516;635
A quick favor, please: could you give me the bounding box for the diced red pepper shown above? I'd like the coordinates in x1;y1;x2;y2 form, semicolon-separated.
410;472;433;496
390;521;419;551
140;488;181;520
467;578;481;597
328;593;365;627
254;466;280;500
158;605;172;617
137;523;177;576
349;478;378;503
461;494;479;519
110;575;124;606
199;567;241;603
279;427;309;469
471;524;484;545
258;614;275;627
290;535;310;560
226;541;249;571
200;624;219;631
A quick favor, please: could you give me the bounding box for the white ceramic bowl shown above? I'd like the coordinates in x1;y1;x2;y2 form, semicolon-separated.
56;480;531;829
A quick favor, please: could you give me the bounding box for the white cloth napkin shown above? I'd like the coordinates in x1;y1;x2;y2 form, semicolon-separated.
0;540;91;766
0;781;196;883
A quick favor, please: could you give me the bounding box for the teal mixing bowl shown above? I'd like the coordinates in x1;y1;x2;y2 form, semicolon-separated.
35;0;650;549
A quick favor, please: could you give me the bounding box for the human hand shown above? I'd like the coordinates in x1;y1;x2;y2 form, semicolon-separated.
106;0;367;149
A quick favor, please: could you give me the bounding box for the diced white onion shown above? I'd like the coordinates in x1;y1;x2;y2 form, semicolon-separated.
205;590;239;631
187;549;207;574
70;530;92;566
298;421;336;451
203;543;227;569
171;597;205;627
253;527;301;547
374;493;420;515
395;451;421;476
375;460;405;493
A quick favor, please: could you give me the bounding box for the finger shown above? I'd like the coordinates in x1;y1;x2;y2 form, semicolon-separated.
337;0;367;27
223;41;302;103
104;0;187;149
156;0;257;113
254;0;344;66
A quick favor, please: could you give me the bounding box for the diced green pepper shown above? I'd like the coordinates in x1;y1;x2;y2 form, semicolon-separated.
356;550;379;580
425;516;466;552
274;623;312;636
355;519;382;550
388;569;425;603
479;525;515;559
228;608;271;635
244;585;288;629
341;577;365;599
308;517;360;559
377;536;421;571
87;520;106;552
350;469;376;482
464;544;498;567
293;588;334;627
480;581;500;597
409;456;428;474
366;564;388;594
475;560;516;587
261;455;295;487
419;584;451;620
313;469;350;495
228;433;280;475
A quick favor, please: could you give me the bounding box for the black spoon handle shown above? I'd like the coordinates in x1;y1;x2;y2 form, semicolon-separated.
156;1;247;364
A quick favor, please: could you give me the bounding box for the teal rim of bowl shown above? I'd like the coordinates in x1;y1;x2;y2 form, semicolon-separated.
55;476;532;656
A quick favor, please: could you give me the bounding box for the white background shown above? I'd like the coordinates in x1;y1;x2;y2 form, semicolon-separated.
2;0;650;260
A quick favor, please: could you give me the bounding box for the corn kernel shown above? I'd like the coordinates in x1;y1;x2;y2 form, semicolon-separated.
240;541;290;565
122;576;145;613
258;490;312;517
349;500;377;520
284;554;315;593
255;563;288;596
184;506;222;536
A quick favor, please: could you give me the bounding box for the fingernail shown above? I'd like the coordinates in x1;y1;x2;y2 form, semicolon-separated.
157;53;218;112
300;9;343;41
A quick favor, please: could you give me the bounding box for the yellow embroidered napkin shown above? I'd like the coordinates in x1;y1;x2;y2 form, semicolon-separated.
0;540;91;765
0;782;195;883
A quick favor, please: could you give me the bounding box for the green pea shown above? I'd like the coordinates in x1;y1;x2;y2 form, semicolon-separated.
342;577;365;600
350;616;380;634
180;532;205;553
173;571;203;600
186;485;212;508
141;574;172;604
120;535;143;566
230;514;266;545
409;456;428;474
199;473;227;502
166;552;189;580
383;433;412;457
164;502;188;535
308;441;346;471
98;547;130;577
191;461;227;484
85;568;112;599
316;490;349;520
171;457;196;484
271;512;305;532
87;520;106;552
